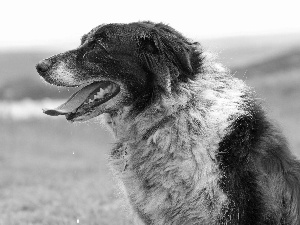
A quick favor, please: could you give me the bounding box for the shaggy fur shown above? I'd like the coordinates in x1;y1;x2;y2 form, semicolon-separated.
36;21;300;225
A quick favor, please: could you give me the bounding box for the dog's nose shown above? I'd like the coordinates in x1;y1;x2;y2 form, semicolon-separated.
36;59;52;73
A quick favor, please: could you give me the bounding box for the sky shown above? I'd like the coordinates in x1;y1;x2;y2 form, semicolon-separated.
1;0;300;50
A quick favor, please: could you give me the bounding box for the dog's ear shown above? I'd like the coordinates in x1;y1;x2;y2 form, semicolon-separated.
138;34;172;94
163;38;193;73
161;36;201;82
152;23;203;82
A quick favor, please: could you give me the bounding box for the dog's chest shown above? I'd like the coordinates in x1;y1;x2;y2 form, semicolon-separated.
109;122;228;225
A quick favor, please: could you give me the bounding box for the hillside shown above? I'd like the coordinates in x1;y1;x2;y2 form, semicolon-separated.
233;48;300;78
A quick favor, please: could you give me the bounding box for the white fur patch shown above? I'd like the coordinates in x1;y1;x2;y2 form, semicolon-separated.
52;62;77;85
202;87;244;136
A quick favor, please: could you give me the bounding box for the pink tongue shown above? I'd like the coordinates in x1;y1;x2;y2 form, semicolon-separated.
43;82;104;116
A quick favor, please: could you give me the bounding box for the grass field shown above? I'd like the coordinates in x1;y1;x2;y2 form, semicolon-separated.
0;118;135;225
0;33;300;224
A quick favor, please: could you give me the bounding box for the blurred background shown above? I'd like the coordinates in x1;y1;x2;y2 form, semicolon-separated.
0;0;299;224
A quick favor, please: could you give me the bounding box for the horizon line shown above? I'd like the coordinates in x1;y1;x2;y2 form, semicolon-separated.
1;31;299;52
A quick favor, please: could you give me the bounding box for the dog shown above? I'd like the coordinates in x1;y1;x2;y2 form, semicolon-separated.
36;21;300;225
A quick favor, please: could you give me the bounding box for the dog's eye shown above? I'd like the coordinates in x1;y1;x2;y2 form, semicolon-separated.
95;32;108;43
138;36;159;54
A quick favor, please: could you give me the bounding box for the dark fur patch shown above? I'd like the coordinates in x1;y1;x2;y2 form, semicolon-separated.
217;102;268;224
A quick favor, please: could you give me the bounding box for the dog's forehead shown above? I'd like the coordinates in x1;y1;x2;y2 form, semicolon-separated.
86;22;156;38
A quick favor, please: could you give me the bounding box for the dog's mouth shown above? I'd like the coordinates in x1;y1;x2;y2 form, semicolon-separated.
43;81;120;121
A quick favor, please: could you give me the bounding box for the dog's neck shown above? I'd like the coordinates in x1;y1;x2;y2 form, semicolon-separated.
104;69;249;146
103;100;178;142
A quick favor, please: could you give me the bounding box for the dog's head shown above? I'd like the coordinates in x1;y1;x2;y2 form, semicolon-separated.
36;21;202;122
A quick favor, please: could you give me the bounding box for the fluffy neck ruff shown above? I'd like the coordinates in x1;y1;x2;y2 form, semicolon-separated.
108;59;250;144
105;59;252;224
